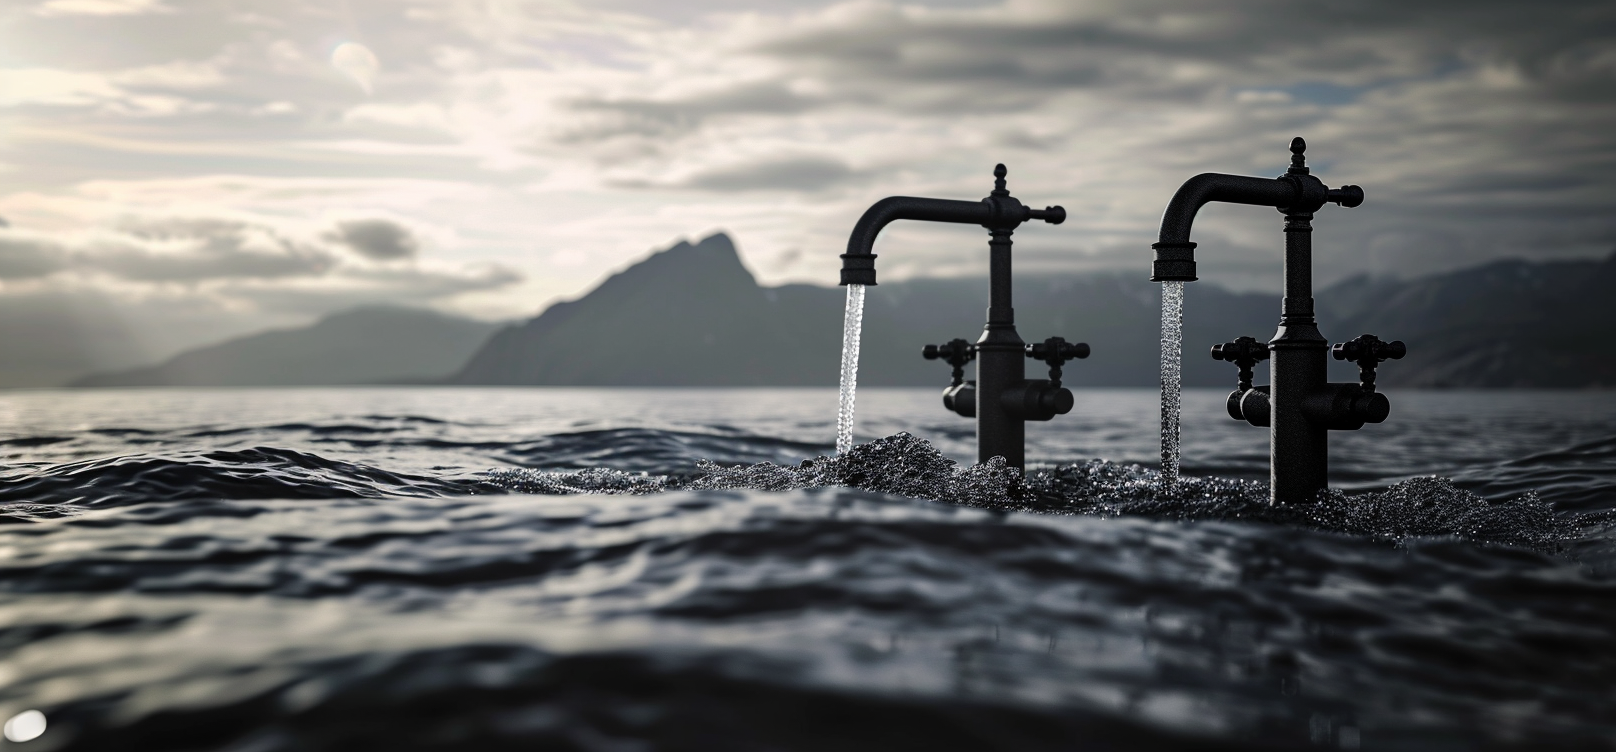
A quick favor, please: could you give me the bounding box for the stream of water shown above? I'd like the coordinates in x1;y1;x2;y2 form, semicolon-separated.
1159;280;1185;484
836;283;866;455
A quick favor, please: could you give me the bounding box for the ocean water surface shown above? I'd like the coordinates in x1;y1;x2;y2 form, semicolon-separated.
0;387;1613;750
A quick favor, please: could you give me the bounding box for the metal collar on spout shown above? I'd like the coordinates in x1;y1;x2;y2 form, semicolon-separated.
1150;138;1363;282
840;165;1065;286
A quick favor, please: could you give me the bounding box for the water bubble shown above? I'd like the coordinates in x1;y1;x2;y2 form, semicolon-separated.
331;42;379;94
3;710;46;743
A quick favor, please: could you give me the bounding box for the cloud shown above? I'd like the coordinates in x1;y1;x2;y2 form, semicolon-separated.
614;156;864;192
0;236;70;279
0;210;514;311
93;243;333;282
331;42;380;94
218;263;524;316
324;218;420;261
0;69;123;107
113;60;226;90
3;0;1616;336
95;217;333;282
568;82;821;141
33;0;172;17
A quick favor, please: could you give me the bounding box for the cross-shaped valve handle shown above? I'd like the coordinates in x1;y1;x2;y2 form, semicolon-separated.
1026;336;1089;388
1332;334;1406;394
1211;336;1270;391
922;338;976;387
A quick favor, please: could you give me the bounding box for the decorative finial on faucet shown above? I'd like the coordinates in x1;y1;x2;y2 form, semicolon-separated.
992;164;1009;197
1288;137;1309;175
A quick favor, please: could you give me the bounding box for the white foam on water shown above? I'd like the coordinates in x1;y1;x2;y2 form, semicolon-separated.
1159;281;1184;484
835;283;866;456
485;431;1579;553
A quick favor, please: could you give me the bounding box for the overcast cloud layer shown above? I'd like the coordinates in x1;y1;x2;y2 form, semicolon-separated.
1;0;1613;358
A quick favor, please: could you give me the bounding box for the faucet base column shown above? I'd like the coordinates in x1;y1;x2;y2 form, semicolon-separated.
1269;333;1329;504
976;324;1026;470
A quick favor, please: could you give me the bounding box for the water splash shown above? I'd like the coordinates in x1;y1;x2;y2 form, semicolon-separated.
835;284;867;456
484;432;1579;552
1158;281;1185;484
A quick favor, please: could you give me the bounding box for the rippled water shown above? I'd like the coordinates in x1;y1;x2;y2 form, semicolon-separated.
1;387;1614;751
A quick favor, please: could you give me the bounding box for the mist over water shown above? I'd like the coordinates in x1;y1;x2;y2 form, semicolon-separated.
0;387;1614;750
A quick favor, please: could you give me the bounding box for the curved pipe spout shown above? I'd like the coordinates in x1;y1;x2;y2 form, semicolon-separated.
1151;173;1298;282
1150;139;1363;283
840;195;1064;286
1158;173;1298;245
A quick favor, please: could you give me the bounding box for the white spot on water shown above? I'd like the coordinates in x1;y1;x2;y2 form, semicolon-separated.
4;709;46;743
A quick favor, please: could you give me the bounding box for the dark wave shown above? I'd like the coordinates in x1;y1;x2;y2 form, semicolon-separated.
0;487;1612;751
0;446;498;508
39;645;1259;752
0;395;1612;751
1449;433;1616;512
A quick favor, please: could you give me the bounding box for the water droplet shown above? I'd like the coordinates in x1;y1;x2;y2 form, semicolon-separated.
4;709;46;743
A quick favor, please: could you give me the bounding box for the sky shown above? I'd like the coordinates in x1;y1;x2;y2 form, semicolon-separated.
1;0;1613;365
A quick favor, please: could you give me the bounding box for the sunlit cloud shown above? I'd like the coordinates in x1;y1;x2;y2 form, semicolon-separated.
0;0;1610;363
33;0;171;17
330;42;380;95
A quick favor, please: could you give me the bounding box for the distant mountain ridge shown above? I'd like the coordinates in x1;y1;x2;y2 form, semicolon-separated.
453;234;839;386
65;234;1616;389
1318;254;1616;387
452;233;1616;389
73;306;501;387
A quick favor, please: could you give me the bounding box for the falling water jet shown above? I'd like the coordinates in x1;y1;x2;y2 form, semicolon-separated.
1159;281;1184;484
835;283;866;455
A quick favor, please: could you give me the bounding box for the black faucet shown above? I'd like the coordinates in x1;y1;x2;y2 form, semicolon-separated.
1152;138;1404;504
840;165;1084;470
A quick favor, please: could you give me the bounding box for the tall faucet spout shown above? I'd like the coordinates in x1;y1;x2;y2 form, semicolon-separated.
1151;173;1298;282
840;193;1065;286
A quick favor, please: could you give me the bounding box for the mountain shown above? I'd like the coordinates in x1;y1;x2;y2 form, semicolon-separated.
68;233;1609;390
449;232;1310;388
1318;253;1616;387
454;233;1616;389
454;233;841;386
0;293;152;388
72;306;502;387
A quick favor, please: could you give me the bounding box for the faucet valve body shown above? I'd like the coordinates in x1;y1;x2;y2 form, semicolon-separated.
1332;334;1406;394
1212;336;1272;425
922;339;976;387
924;339;979;418
1027;336;1089;388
